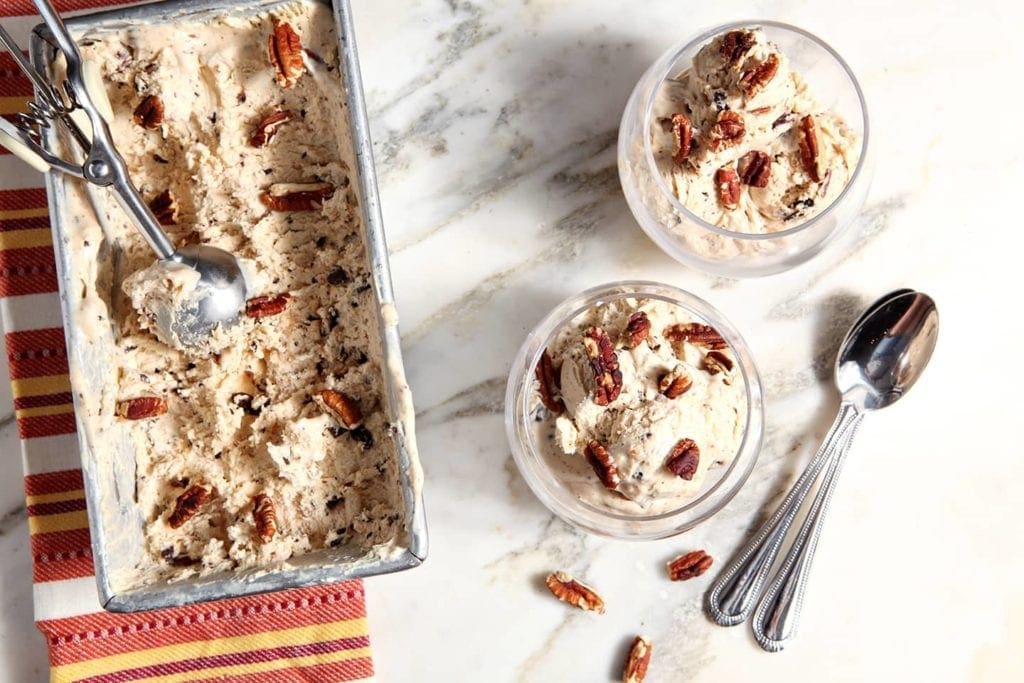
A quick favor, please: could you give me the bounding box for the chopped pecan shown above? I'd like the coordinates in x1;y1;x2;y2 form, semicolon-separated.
719;30;756;66
715;166;741;210
667;549;713;581
625;311;651;349
318;388;363;428
622;635;653;683
259;182;335;211
115;396;167;420
167;485;211;529
798;114;822;182
665;438;700;480
245;292;290;318
665;323;728;350
253;493;277;543
670;113;693;165
703;350;735;375
535;349;565;414
545;571;606;613
739;53;780;97
148;189;178;226
583;326;622;406
250;109;295;147
268;19;305;88
585;440;621;490
708;110;745;152
659;367;693;399
132;94;164;129
737;150;771;188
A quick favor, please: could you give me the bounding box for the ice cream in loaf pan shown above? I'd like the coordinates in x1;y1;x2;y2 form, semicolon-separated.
64;1;408;583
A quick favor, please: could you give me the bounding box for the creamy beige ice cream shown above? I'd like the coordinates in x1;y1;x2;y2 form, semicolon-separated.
532;298;747;515
653;27;861;233
63;1;409;582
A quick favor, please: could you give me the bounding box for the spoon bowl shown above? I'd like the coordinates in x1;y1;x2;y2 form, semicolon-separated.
164;244;248;347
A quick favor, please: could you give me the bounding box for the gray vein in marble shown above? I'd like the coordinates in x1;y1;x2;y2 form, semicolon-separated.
415;375;505;428
368;1;500;117
0;504;25;537
0;412;13;429
376;94;486;170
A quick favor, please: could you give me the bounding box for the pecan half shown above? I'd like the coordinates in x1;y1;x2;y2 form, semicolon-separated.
318;388;363;428
250;110;295;147
132;94;164;129
535;349;565;414
583;326;622;406
665;323;728;350
665;438;700;480
703;350;735;375
545;571;606;613
245;292;290;318
259;182;335;211
585;440;621;490
798;114;822;182
623;635;653;683
737;150;771;188
670;113;693;165
667;549;713;581
253;493;277;543
659;367;693;399
148;189;178;226
739;53;780;97
708;110;745;152
268;19;305;88
625;311;651;349
115;396;167;420
719;30;756;66
715;166;741;210
167;485;211;529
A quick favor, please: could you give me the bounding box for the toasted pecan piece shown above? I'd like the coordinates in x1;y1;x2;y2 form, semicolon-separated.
132;94;164;129
250;109;295;147
317;389;363;428
798;114;822;182
719;30;757;65
665;438;700;480
659;367;693;399
667;549;713;581
245;293;290;318
583;326;622;406
585;440;621;490
167;485;212;529
545;571;606;613
535;349;565;414
148;189;179;226
739;53;780;97
703;350;735;375
670;113;693;165
268;18;305;88
252;493;278;543
708;110;745;152
622;636;653;683
715;166;741;210
259;182;335;211
625;311;651;349
737;150;771;188
115;396;167;420
665;323;728;350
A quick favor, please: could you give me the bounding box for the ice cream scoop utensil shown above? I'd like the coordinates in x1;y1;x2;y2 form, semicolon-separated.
708;290;938;651
0;2;247;348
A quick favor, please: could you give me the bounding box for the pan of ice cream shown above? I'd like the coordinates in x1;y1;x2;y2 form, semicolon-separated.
505;281;764;539
31;0;427;612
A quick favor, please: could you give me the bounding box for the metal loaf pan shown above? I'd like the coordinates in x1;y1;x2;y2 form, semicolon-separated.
31;0;426;612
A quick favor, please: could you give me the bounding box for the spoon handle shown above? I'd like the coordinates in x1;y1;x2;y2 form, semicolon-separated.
752;410;863;651
706;403;860;626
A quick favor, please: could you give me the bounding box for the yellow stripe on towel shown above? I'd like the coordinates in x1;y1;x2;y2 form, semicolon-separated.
27;509;89;535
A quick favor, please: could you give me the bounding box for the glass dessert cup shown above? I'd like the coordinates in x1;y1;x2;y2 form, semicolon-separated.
505;281;764;540
618;21;871;278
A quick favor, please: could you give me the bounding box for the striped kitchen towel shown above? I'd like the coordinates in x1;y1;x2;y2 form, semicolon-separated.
1;3;375;681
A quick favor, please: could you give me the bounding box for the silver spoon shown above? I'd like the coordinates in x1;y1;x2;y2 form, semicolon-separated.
708;290;939;651
23;0;247;347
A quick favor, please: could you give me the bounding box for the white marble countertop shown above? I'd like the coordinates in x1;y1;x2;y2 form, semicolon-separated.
1;0;1022;680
